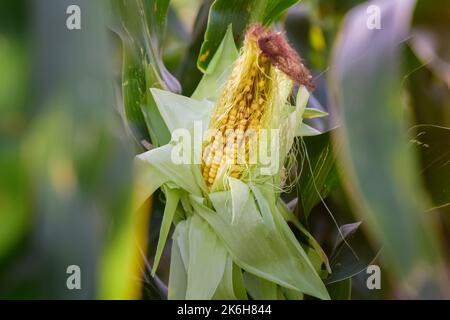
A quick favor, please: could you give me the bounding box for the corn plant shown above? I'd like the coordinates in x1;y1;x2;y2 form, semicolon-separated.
134;23;332;299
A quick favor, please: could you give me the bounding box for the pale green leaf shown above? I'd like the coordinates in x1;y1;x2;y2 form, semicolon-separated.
281;287;304;300
296;123;322;136
133;151;167;209
303;108;329;119
229;177;251;224
176;219;190;271
251;184;328;279
135;144;202;208
213;257;237;300
243;273;283;300
251;183;330;274
150;88;213;134
186;215;228;299
280;86;310;163
232;263;248;300
168;220;189;299
249;183;276;229
152;185;181;275
213;256;248;300
191;180;329;299
296;85;309;118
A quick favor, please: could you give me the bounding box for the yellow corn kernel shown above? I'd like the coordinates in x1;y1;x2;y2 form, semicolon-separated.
201;26;274;188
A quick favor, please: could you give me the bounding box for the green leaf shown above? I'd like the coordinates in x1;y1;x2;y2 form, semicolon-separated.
213;257;236;299
292;86;324;138
296;123;322;136
296;85;309;115
168;220;189;299
232;262;248;300
327;278;352;300
110;0;180;93
110;0;181;145
176;0;213;96
142;83;172;147
197;0;300;71
326;222;379;284
150;88;213;134
250;184;328;277
303;108;329;119
152;185;181;275
192;179;329;299
192;25;239;102
329;0;445;295
186;215;228;299
213;257;248;300
135;144;203;208
296;131;340;219
0;38;30;262
279;85;310;166
243;273;285;300
121;48;149;142
262;0;300;24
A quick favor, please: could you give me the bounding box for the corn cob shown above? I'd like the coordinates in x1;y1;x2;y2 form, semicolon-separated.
201;26;269;187
202;24;313;188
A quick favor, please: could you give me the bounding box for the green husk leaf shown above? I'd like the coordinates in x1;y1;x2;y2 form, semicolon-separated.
168;220;189;299
191;179;329;299
243;273;285;300
186;215;228;299
150;88;213;134
279;85;309;166
152;185;181;275
232;263;248;300
303;108;329;119
213;257;248;299
281;287;304;300
141;84;172;146
297;123;322;136
251;182;330;274
135;144;202;208
213;257;237;299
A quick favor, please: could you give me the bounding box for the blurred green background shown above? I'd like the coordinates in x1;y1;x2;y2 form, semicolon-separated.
0;0;449;299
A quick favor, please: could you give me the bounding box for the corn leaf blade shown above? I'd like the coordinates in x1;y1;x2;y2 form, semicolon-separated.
192;180;329;299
